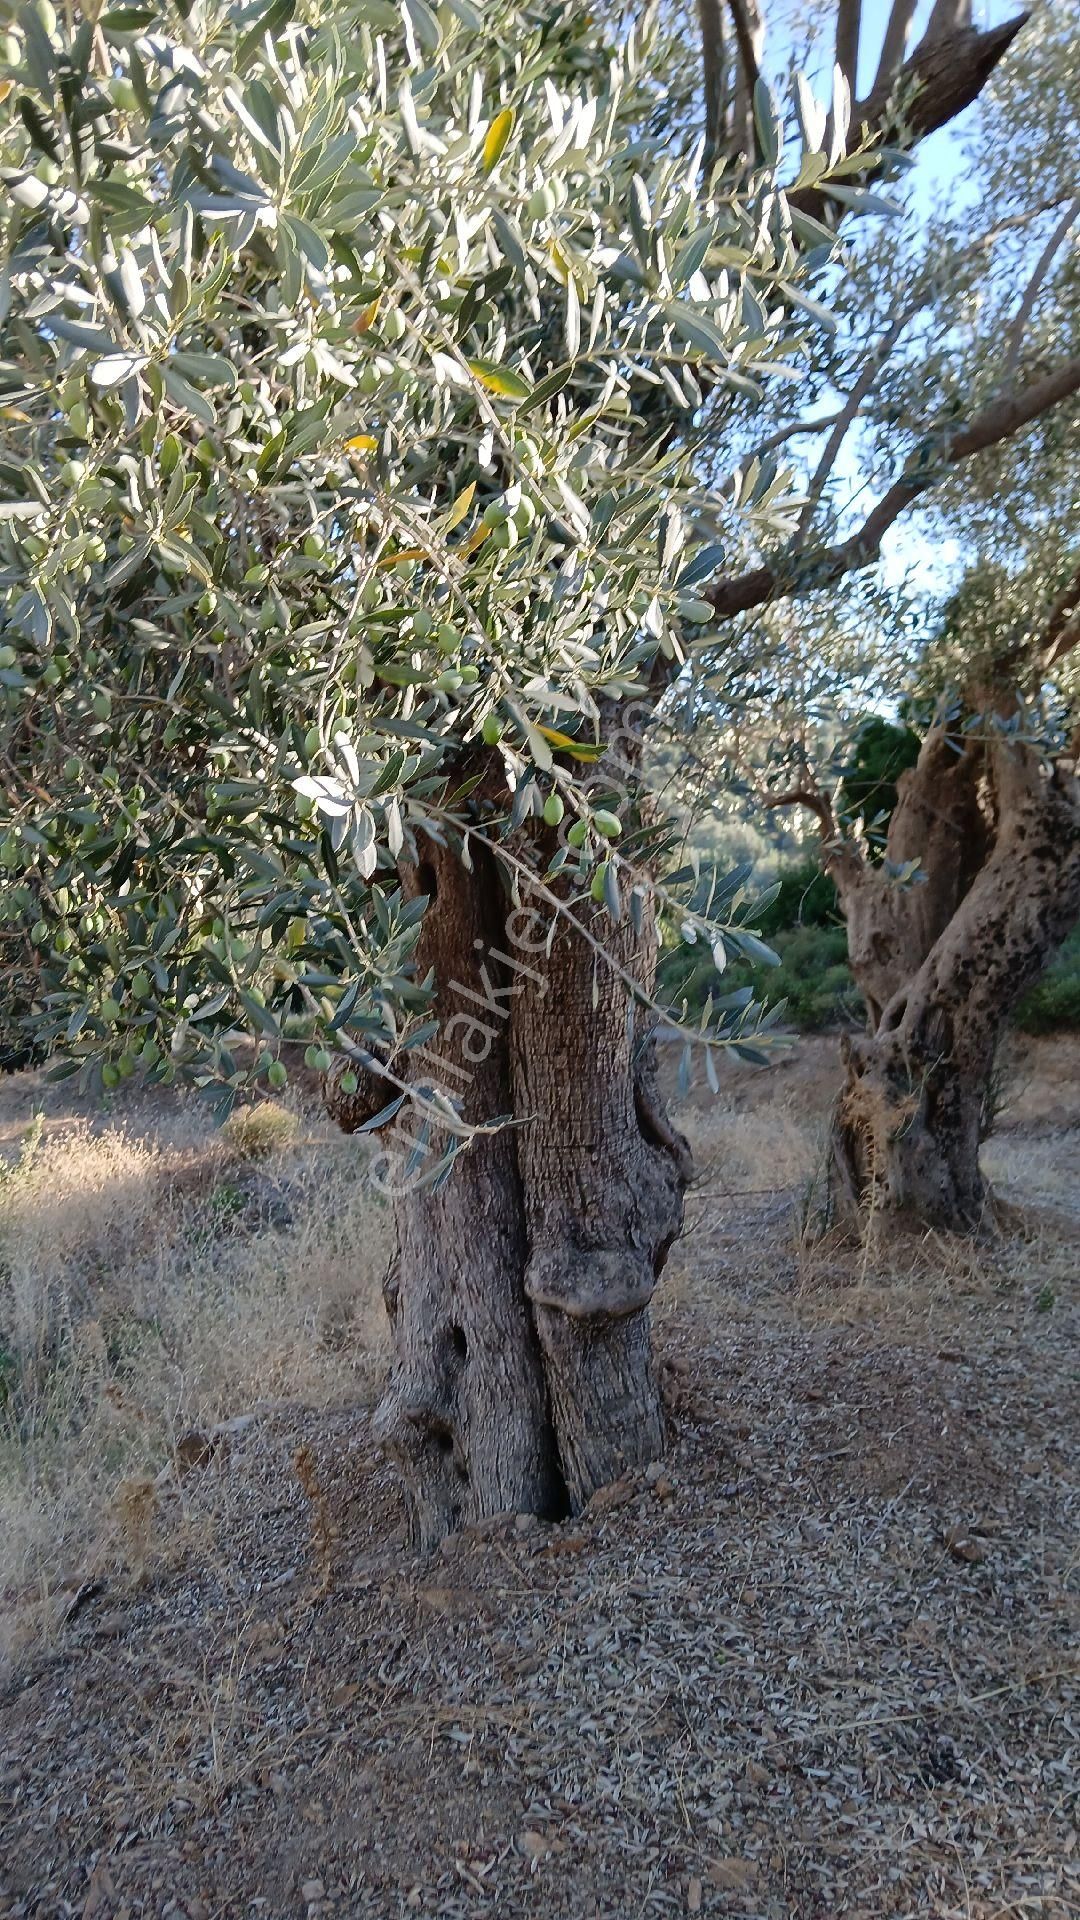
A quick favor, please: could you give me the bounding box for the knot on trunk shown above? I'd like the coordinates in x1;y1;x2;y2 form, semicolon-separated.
525;1246;655;1321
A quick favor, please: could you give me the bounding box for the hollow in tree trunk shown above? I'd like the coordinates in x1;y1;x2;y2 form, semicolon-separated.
327;832;691;1546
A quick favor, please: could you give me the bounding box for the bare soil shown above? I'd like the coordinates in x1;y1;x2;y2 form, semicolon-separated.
1;1035;1077;1919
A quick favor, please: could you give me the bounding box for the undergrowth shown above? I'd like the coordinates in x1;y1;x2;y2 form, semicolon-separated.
662;859;1080;1034
0;1101;390;1636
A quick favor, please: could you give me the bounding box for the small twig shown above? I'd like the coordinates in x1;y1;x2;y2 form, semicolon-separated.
998;191;1080;387
794;309;913;549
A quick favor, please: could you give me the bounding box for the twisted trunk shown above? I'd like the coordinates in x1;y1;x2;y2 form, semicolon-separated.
329;833;691;1546
828;724;1080;1232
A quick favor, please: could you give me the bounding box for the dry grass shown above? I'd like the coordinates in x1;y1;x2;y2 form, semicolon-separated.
0;1095;390;1638
0;1036;1076;1919
685;1095;824;1200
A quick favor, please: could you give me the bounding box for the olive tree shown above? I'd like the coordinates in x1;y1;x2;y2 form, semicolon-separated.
0;0;1042;1538
734;557;1080;1233
680;2;1080;1235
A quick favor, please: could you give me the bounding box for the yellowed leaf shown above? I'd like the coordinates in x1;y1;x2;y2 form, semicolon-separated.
441;480;476;535
536;724;605;763
466;356;531;402
482;106;514;174
352;297;381;334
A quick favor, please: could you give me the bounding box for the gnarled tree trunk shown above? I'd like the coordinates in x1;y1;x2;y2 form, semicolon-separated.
827;721;1080;1233
328;831;691;1546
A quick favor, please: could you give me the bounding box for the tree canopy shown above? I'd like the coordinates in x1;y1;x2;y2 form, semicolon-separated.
2;0;874;1106
2;0;1074;1128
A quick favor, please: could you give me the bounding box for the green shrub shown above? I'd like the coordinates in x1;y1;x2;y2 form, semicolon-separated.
1014;927;1080;1034
663;863;1080;1036
753;925;864;1030
838;715;921;851
755;858;839;934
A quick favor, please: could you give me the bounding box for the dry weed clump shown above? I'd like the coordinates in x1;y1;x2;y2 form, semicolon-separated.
221;1099;299;1161
0;1103;391;1645
681;1096;822;1201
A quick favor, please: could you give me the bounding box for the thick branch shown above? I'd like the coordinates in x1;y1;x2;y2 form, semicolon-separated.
763;780;870;893
872;0;919;94
697;0;729;174
834;0;862;98
859;11;1025;144
789;14;1028;226
727;0;765;162
921;0;973;48
727;0;762;95
708;354;1080;623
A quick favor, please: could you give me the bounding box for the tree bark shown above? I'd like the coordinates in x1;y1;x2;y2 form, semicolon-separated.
330;832;692;1544
828;727;1080;1233
835;726;989;1024
511;891;690;1512
353;836;559;1547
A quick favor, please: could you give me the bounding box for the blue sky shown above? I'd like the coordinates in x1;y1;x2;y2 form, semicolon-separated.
797;2;1021;591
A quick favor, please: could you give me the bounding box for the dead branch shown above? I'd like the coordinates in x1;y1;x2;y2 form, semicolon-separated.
764;785;837;833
